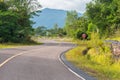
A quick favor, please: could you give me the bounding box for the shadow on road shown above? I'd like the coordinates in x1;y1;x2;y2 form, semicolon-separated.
43;43;75;47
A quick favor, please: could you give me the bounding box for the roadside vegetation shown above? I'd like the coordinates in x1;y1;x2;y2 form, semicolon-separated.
66;33;120;80
0;0;41;48
64;0;120;80
0;38;42;49
0;42;41;49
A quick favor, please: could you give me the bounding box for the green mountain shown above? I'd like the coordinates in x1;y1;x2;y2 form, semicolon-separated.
31;8;82;29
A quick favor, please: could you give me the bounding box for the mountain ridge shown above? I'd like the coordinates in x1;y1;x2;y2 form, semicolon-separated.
31;8;82;29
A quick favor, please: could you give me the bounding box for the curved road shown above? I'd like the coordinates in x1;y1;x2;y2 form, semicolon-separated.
0;40;81;80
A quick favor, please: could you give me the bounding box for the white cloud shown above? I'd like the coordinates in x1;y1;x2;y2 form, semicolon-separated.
38;0;92;13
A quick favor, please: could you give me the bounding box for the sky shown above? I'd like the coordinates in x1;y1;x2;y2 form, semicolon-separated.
38;0;92;13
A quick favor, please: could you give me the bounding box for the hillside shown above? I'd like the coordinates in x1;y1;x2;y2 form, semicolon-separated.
31;8;81;29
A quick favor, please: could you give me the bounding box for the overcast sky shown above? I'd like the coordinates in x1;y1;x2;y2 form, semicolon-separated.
38;0;92;13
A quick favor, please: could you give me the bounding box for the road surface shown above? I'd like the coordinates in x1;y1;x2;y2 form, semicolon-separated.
0;40;81;80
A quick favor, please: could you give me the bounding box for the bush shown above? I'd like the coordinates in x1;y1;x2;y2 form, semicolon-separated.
66;45;120;80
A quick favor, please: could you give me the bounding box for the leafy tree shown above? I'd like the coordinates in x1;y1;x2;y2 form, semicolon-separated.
57;28;66;37
64;11;78;37
9;0;41;13
0;4;30;42
0;0;41;42
86;0;120;37
53;24;59;35
72;16;89;39
0;1;8;11
63;0;120;39
45;24;66;37
35;26;47;36
64;11;90;39
47;24;60;37
87;22;98;33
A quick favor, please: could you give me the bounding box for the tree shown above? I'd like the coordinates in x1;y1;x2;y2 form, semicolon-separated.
87;22;98;33
35;26;47;36
0;2;19;42
0;1;8;11
9;0;41;13
52;24;66;37
63;0;120;39
0;0;41;42
86;0;120;37
64;11;78;37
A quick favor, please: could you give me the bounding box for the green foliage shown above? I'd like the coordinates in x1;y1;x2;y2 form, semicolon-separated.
86;0;120;37
66;45;120;80
52;24;59;36
0;2;8;11
107;29;120;41
75;29;82;39
64;11;89;39
0;11;19;42
64;0;120;39
0;41;41;49
35;23;66;37
0;0;41;43
9;0;41;13
66;31;120;79
47;24;66;37
87;23;98;33
64;0;120;79
87;32;103;47
64;11;78;37
35;26;47;36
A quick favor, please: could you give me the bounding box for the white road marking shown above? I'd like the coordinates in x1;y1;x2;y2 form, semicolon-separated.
0;46;85;80
59;52;86;80
0;49;41;68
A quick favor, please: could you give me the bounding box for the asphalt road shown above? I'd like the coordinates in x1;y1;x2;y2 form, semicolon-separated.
0;40;81;80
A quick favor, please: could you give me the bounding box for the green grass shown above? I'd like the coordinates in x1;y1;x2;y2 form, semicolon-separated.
0;42;42;49
0;44;16;49
0;37;43;49
107;37;120;41
66;32;120;80
65;45;120;80
107;30;120;41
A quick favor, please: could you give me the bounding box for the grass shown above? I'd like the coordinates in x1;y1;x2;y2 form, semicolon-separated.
107;30;120;41
65;45;120;80
0;44;16;49
0;39;42;49
107;37;120;41
39;36;74;42
0;36;44;49
65;33;120;80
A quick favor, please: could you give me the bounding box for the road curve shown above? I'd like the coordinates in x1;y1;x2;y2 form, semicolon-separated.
0;40;81;80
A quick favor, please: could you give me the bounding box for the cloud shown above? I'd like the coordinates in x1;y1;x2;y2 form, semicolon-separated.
38;0;92;13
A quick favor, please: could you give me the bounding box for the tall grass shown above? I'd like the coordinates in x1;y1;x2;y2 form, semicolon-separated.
66;32;120;80
107;29;120;41
0;41;42;49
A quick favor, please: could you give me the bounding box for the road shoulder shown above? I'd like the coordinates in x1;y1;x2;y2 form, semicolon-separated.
59;49;97;80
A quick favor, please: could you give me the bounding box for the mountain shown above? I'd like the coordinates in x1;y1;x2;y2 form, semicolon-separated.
31;8;82;29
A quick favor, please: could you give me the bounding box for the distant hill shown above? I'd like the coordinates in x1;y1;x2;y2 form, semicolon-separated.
31;8;82;29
